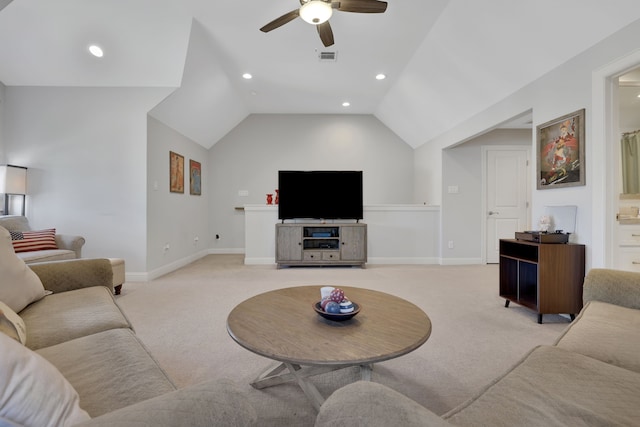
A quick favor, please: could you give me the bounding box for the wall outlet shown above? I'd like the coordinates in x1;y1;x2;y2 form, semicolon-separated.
194;236;199;245
448;240;454;249
163;243;170;252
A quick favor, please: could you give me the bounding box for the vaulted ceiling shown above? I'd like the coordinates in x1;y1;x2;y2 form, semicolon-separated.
2;0;640;149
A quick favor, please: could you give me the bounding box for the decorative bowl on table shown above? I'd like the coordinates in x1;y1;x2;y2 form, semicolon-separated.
313;301;360;321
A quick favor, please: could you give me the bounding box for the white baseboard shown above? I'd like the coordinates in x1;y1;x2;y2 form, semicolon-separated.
125;253;486;281
243;257;275;265
126;250;210;282
209;248;244;254
439;257;484;265
367;257;439;264
244;257;442;266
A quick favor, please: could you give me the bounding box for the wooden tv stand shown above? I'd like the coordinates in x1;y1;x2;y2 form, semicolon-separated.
275;223;367;268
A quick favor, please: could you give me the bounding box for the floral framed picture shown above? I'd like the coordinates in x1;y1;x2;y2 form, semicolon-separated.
537;108;585;190
190;159;201;196
169;151;184;193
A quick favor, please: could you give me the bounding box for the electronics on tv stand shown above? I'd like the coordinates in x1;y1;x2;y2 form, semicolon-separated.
515;230;570;244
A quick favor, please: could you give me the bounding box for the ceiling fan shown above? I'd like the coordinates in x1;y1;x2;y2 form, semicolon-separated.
260;0;388;47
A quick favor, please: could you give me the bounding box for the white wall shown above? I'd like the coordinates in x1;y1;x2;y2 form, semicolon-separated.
4;18;640;275
208;114;416;252
3;86;172;273
146;116;210;278
415;18;640;269
413;139;441;206
244;205;441;265
0;81;5;163
440;129;531;262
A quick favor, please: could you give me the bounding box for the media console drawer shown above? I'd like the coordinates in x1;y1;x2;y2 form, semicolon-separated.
303;251;322;261
322;251;340;261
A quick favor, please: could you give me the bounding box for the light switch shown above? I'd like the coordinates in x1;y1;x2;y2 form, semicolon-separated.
448;185;459;194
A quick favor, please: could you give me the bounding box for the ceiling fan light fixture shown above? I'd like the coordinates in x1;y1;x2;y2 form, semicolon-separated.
88;44;103;58
299;1;333;25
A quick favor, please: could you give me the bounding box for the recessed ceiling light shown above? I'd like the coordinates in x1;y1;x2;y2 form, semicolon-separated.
375;73;386;80
342;102;350;107
242;73;252;80
88;45;103;58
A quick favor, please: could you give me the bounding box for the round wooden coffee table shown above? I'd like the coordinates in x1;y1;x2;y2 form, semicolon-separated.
227;286;432;410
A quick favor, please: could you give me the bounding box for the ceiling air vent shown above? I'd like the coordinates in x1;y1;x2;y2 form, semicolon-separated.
318;51;337;62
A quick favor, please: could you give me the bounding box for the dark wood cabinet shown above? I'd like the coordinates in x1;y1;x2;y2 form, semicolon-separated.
499;239;585;323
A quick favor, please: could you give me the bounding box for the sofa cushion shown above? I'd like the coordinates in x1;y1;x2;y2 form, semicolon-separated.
11;228;58;253
20;286;132;350
74;379;258;427
0;226;47;313
316;381;451;427
17;248;76;263
0;332;91;427
0;300;26;344
555;300;640;373
37;328;177;417
443;345;640;426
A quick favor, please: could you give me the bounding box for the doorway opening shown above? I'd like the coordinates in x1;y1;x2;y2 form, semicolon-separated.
592;50;640;268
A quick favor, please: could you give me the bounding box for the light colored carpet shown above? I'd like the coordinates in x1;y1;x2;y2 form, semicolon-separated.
116;254;571;426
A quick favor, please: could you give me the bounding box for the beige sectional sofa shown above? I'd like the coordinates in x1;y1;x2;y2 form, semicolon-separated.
316;268;640;427
0;226;256;426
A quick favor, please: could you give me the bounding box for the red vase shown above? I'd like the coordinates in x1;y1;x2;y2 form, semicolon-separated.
266;194;273;205
274;189;279;205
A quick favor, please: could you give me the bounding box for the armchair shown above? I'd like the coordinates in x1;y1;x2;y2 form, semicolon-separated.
0;215;85;263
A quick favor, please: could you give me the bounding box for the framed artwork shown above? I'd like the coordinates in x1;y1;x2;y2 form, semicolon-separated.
537;108;585;189
190;159;201;196
169;151;184;193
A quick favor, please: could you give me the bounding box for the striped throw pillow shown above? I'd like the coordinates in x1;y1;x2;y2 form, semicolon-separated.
11;229;58;253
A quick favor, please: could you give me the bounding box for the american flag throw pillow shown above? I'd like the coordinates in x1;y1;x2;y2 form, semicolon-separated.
10;229;58;253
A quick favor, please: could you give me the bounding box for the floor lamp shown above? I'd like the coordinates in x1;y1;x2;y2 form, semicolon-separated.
0;165;27;216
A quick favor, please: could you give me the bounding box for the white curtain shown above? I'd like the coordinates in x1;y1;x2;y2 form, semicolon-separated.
622;130;640;194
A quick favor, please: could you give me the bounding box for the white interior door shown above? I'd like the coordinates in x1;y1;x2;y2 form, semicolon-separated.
485;148;530;263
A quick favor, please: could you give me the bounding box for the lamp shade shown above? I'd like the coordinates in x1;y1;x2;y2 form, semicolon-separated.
0;165;27;195
299;1;333;25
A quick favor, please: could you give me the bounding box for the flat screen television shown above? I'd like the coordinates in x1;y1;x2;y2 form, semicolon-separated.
278;170;363;220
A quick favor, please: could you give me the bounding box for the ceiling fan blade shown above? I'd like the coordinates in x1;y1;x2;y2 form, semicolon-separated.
317;21;334;47
334;0;387;13
260;9;300;33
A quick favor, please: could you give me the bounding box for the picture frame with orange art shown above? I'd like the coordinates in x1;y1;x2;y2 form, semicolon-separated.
537;109;585;190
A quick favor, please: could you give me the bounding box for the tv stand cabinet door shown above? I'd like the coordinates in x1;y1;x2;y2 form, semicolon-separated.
276;225;303;262
340;224;367;262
